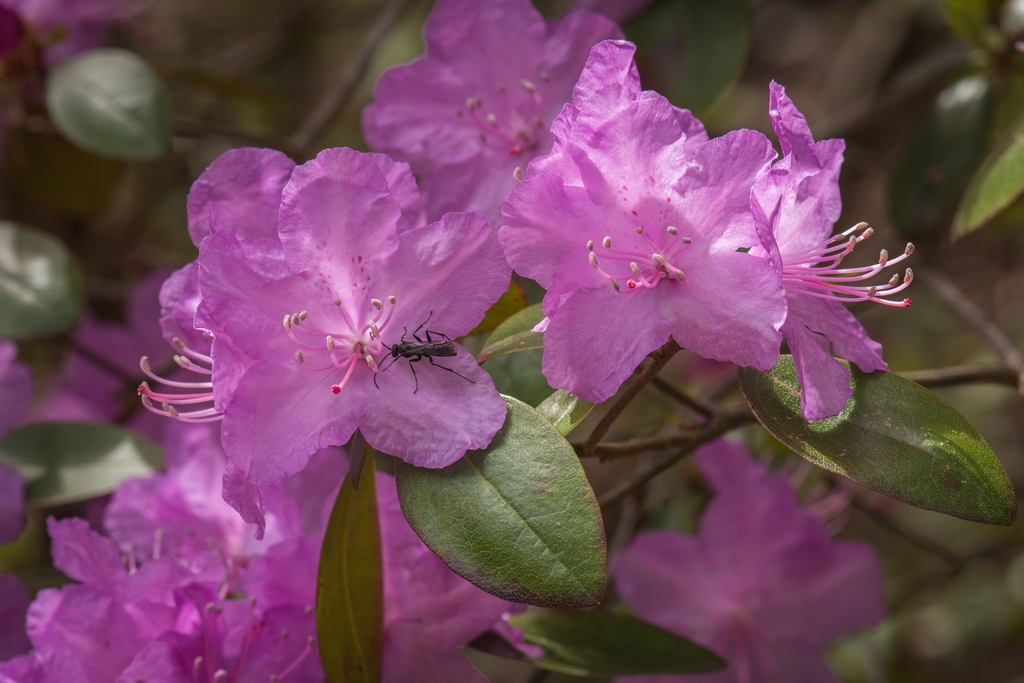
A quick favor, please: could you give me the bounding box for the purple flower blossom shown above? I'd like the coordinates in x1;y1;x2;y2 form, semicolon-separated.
1;416;522;683
750;83;912;420
0;339;31;545
499;40;786;403
0;0;148;65
613;440;884;683
362;0;623;225
194;147;509;504
0;575;30;662
138;148;299;427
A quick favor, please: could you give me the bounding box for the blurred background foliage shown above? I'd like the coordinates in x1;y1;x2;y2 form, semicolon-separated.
3;0;1024;681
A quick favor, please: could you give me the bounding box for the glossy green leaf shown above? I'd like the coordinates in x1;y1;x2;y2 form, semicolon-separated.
475;303;545;363
507;612;726;677
395;395;606;608
739;356;1017;525
536;389;594;437
482;348;551;407
953;111;1024;238
47;48;173;160
0;422;163;506
468;281;528;336
671;0;748;115
316;466;383;683
890;76;992;243
0;223;81;338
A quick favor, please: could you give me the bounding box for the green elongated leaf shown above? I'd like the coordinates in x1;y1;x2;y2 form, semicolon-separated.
482;348;552;407
890;75;993;243
317;465;383;683
468;281;528;336
395;395;606;608
953;111;1024;238
0;223;82;339
0;422;163;506
507;612;725;677
46;48;173;160
738;356;1017;525
536;389;594;437
475;303;545;363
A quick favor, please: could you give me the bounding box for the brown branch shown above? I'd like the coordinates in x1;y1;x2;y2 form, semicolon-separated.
287;0;415;153
917;267;1024;393
579;406;755;460
851;498;964;568
581;339;681;455
595;407;755;508
898;363;1019;388
649;376;717;417
173;118;289;149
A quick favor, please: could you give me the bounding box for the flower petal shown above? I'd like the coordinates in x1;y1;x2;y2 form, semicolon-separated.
186;147;296;245
359;350;507;468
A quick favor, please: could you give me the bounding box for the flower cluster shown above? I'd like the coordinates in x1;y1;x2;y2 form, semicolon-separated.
0;422;523;682
0;0;909;679
614;440;884;683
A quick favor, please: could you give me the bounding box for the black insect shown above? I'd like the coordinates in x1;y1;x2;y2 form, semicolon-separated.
375;311;475;393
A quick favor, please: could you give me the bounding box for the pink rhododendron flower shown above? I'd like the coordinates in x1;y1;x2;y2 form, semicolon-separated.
138;147;300;427
613;440;884;683
750;82;912;420
499;40;786;403
1;419;523;682
194;147;509;495
362;0;622;225
0;575;30;661
0;338;30;544
0;0;148;65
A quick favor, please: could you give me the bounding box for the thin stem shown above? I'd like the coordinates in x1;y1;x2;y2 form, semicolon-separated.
649;376;718;417
581;339;681;455
898;363;1019;388
917;267;1024;393
579;407;756;460
851;498;963;568
287;0;415;153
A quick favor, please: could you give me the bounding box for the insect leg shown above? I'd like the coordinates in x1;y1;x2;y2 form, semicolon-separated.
412;311;434;342
408;354;423;393
426;356;476;384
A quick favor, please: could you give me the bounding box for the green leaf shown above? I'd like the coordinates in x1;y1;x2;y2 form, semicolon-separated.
482;349;552;407
316;466;383;683
738;356;1017;525
536;389;594;437
506;612;726;677
0;223;81;338
468;281;528;336
475;303;545;363
671;0;749;116
890;76;993;243
46;48;173;160
395;395;606;608
0;422;163;506
953;110;1024;238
